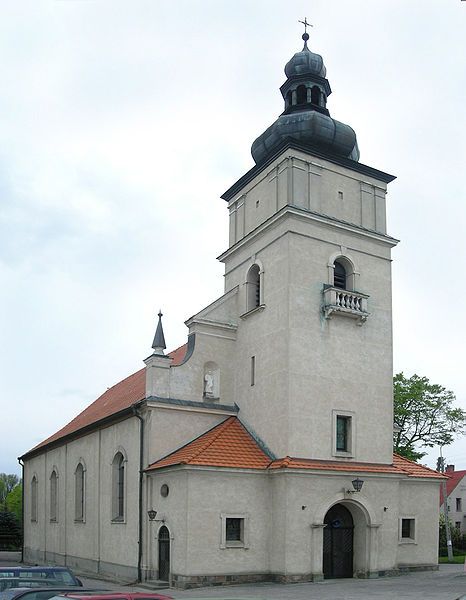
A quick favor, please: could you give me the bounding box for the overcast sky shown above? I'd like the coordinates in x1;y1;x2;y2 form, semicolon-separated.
1;0;465;475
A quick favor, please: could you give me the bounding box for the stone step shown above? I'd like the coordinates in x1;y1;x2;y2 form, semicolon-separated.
138;580;170;590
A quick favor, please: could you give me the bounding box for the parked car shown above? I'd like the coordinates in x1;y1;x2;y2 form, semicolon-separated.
0;581;67;593
0;588;109;600
47;593;173;600
0;570;81;587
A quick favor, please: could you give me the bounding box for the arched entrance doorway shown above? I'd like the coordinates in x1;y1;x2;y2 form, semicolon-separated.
323;503;354;578
158;525;170;581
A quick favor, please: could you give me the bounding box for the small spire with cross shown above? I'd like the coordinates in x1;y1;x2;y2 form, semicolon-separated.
298;17;313;48
151;309;167;355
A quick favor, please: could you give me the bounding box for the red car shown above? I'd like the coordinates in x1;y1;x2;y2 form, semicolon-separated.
49;594;172;600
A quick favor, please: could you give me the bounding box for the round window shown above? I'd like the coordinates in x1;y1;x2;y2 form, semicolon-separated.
160;484;169;498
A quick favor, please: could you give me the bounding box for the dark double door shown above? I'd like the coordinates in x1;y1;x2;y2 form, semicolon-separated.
323;503;354;579
158;526;170;581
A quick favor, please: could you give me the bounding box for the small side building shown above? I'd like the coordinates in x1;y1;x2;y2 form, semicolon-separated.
441;465;466;535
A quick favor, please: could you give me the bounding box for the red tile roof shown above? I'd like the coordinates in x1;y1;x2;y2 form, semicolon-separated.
147;417;445;480
26;344;188;455
392;454;446;479
146;416;272;471
440;470;466;505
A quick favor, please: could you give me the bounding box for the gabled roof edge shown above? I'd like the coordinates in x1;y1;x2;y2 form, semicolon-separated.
20;399;145;462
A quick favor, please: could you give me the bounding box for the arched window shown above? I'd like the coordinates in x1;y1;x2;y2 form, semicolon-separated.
50;470;58;522
246;264;261;311
296;85;307;105
75;462;85;522
311;85;320;105
112;452;125;521
31;476;38;522
334;261;347;290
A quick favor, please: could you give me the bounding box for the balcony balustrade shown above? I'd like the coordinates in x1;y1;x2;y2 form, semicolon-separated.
323;286;369;325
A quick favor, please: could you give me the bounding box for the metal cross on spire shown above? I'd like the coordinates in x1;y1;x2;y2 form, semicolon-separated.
298;17;313;47
298;17;313;34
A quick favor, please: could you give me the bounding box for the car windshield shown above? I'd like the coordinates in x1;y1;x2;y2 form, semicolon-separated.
0;590;30;600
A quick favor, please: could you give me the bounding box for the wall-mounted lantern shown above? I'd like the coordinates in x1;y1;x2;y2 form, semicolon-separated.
346;477;364;494
147;509;165;523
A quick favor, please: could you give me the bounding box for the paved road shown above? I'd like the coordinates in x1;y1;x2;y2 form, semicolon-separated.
2;554;466;600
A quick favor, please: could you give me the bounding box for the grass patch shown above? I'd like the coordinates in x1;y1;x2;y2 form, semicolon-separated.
439;554;466;564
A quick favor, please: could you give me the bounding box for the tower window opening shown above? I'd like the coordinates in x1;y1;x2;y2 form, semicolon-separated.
311;86;320;105
246;264;261;311
296;85;307;105
286;90;292;108
333;261;347;290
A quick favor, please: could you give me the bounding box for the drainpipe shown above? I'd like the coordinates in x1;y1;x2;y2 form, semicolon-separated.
132;405;144;582
18;458;24;564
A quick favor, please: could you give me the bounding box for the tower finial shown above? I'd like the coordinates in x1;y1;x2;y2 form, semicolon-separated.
151;309;167;355
298;17;313;49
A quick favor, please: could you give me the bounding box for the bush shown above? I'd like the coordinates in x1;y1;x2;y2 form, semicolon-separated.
0;511;22;550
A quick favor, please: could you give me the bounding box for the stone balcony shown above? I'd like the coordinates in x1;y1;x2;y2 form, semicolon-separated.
322;286;370;325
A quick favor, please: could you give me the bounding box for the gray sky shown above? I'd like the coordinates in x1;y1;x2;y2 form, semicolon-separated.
1;0;465;475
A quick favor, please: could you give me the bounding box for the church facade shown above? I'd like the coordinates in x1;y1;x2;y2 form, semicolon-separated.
21;32;443;587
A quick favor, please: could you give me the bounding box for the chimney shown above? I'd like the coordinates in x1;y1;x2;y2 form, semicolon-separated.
446;464;455;473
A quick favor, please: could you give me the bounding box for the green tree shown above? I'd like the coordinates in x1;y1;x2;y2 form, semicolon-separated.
393;373;466;461
0;511;21;550
0;474;20;510
5;484;22;523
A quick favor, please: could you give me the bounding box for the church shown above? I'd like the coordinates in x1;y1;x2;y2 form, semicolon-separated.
21;29;444;588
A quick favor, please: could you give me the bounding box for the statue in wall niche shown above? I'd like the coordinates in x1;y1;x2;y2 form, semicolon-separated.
204;370;214;398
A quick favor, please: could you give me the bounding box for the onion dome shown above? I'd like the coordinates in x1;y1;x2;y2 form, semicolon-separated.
284;34;327;78
251;32;359;165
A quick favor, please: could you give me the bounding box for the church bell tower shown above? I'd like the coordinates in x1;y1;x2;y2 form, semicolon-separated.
219;29;398;465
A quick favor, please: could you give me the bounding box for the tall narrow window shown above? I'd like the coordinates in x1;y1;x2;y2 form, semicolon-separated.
112;452;125;521
31;476;38;522
456;498;462;511
75;463;85;522
250;356;255;386
311;85;320;105
246;264;261;311
336;416;351;452
50;470;58;522
333;261;347;289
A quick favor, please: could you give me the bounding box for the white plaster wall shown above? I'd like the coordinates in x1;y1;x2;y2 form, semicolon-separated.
98;418;140;570
23;456;47;561
269;471;441;576
286;227;394;463
220;147;396;463
146;406;226;465
62;431;100;565
147;468;270;578
145;470;189;577
168;329;236;405
23;416;142;574
227;150;388;248
396;480;441;566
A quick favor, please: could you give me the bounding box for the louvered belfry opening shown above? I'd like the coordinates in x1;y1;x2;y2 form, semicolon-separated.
333;261;347;289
